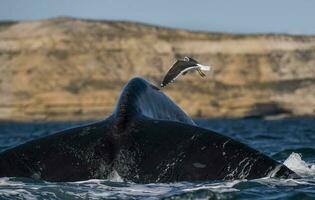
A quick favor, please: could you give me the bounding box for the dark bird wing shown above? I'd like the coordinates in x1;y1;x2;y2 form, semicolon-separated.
161;60;197;87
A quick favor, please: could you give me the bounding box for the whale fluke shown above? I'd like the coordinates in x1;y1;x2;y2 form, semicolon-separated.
0;77;298;183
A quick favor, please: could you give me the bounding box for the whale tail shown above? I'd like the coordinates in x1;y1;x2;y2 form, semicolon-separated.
0;77;299;183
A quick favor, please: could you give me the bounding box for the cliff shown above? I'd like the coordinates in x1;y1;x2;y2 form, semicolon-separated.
0;17;314;121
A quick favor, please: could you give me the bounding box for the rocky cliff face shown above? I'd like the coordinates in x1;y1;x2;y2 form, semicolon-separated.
0;17;314;121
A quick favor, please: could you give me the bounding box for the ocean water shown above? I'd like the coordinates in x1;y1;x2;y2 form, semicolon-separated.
0;118;314;200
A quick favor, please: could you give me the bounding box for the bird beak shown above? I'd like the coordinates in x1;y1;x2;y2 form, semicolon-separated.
197;64;211;71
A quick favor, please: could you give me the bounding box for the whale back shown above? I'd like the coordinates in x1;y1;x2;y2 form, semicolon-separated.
114;77;195;126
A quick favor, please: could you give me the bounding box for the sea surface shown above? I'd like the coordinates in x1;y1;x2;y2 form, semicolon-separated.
0;118;314;200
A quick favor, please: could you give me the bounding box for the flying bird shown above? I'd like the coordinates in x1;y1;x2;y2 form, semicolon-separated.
160;56;211;87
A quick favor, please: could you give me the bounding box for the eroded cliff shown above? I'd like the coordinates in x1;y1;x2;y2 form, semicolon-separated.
0;17;314;121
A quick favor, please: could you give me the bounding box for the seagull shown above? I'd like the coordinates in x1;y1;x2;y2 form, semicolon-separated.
160;56;211;87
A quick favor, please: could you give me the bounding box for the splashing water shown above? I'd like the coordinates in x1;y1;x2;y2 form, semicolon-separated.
284;152;315;177
0;118;314;199
107;170;124;182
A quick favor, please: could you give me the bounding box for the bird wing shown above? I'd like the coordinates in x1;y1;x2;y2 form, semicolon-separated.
161;60;197;87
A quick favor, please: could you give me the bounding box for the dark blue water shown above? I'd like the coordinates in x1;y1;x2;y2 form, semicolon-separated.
0;118;314;199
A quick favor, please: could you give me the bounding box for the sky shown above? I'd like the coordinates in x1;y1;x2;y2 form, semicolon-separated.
0;0;315;35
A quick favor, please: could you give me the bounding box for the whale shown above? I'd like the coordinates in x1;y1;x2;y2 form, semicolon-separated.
0;77;298;183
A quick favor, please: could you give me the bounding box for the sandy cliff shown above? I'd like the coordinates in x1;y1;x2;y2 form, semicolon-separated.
0;17;314;121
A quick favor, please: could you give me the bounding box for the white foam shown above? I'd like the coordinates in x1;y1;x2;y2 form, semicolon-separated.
183;180;241;193
283;152;315;177
107;170;124;182
255;177;315;187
